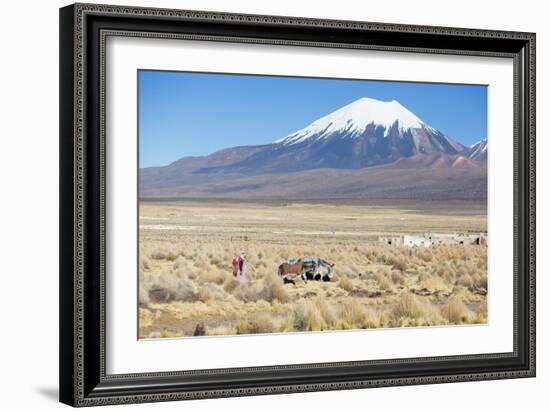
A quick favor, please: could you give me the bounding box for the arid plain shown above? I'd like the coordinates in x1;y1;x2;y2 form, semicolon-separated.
139;199;488;338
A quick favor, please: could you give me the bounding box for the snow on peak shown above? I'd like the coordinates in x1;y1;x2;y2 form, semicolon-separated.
274;97;428;145
470;138;487;149
468;138;488;158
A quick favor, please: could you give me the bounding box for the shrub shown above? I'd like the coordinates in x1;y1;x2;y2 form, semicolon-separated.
417;249;433;262
440;297;472;323
236;314;277;334
172;255;186;270
172;276;199;302
256;260;268;269
261;273;290;303
388;255;408;271
198;287;213;303
199;283;227;303
392;293;431;320
150;250;167;260
223;277;240;293
292;299;325;331
441;266;456;284
166;251;179;261
474;302;488;323
198;269;226;285
376;272;392;290
140;256;151;271
147;270;199;303
232;282;263;303
139;282;150;306
338;275;354;292
457;274;474;288
476;274;488;289
206;325;236;336
391;270;405;285
314;298;338;329
420;274;447;291
338;299;376;329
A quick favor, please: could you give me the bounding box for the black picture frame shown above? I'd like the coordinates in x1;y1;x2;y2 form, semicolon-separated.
59;3;536;407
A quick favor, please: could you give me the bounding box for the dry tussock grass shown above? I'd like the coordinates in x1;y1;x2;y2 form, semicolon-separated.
338;275;354;292
138;201;488;338
440;296;473;323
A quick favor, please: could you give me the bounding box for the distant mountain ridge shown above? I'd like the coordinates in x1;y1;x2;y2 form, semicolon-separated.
140;97;487;200
464;139;488;161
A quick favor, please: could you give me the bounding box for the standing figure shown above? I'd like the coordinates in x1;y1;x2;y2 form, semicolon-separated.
238;252;247;283
231;255;240;278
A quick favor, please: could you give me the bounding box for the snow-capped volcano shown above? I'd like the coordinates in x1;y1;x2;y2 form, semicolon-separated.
275;97;429;145
270;97;465;161
140;97;486;199
190;96;460;171
176;97;469;175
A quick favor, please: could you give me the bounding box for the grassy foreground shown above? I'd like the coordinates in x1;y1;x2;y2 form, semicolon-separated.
138;200;487;338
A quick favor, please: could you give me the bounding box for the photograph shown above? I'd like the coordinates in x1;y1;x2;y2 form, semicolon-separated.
137;71;489;339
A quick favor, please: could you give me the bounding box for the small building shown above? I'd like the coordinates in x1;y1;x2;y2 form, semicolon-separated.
455;233;487;245
379;232;487;247
424;232;457;246
379;236;403;246
403;234;432;247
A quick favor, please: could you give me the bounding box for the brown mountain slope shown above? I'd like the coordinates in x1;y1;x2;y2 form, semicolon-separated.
140;153;486;200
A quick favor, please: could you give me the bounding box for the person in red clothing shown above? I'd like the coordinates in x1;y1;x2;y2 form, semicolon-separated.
238;252;247;282
231;255;239;278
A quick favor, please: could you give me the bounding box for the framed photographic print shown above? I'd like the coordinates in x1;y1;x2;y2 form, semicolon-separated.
59;3;536;407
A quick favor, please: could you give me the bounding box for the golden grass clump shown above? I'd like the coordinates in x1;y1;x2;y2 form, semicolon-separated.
440;296;473;323
150;249;179;262
390;270;405;285
392;292;433;320
231;282;263;303
314;298;338;329
476;273;488;289
457;273;474;288
140;256;151;271
150;250;167;260
338;274;354;292
230;274;289;304
420;274;448;291
338;299;376;329
198;283;227;303
292;299;326;331
143;269;199;303
197;269;226;286
473;301;488;323
261;273;290;303
375;271;392;290
139;282;150;306
206;325;237;336
417;249;433;262
223;277;240;293
236;314;278;334
387;254;408;271
139;308;154;328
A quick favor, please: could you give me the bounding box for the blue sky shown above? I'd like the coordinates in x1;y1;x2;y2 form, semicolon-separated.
139;70;487;167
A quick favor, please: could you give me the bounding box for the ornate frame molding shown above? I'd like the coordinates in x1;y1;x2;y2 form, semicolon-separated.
60;3;535;407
